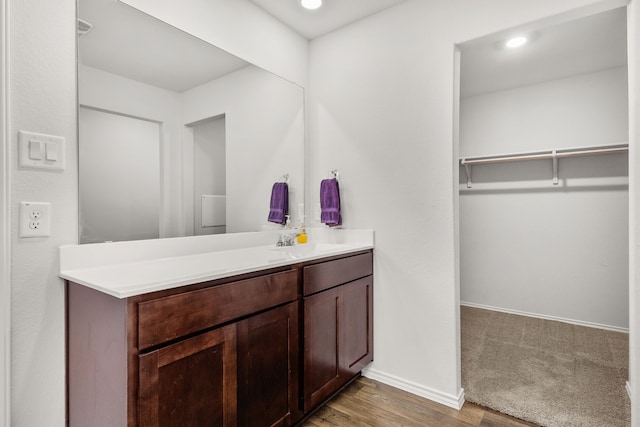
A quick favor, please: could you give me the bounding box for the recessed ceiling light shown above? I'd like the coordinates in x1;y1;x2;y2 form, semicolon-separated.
301;0;322;10
505;36;527;48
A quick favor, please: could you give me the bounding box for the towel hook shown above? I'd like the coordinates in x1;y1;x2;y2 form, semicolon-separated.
280;173;290;184
331;169;339;182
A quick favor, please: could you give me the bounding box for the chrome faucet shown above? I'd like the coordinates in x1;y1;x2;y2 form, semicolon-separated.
277;232;298;247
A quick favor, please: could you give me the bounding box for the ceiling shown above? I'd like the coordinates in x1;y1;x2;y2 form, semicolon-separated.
77;0;409;91
79;1;628;97
248;0;408;40
460;7;627;97
79;0;250;93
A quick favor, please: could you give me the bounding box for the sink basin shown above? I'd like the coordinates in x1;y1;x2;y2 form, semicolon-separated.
269;243;346;259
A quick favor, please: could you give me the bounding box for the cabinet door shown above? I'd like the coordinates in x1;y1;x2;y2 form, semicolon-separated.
341;277;373;378
303;286;342;411
138;324;237;427
303;276;374;412
237;302;300;427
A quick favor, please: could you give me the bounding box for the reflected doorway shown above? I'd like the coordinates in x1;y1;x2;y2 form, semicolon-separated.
79;106;161;243
191;115;227;236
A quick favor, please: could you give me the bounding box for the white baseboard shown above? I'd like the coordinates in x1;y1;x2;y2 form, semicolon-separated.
362;367;465;410
461;301;629;333
626;381;632;400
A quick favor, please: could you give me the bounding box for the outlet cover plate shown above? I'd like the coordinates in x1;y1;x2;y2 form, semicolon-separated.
19;202;51;237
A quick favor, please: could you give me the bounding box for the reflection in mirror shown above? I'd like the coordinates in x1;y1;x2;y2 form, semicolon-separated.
78;0;304;243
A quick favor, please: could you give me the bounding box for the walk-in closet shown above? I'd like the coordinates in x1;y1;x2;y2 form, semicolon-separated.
458;6;630;427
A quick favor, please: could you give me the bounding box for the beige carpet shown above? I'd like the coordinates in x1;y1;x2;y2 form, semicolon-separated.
461;306;630;427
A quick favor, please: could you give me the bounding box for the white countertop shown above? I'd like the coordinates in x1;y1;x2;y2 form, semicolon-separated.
59;228;374;299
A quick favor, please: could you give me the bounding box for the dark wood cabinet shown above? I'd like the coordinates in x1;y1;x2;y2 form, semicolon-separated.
237;302;300;427
302;253;374;412
303;285;342;411
341;277;373;378
138;324;238;427
67;250;373;427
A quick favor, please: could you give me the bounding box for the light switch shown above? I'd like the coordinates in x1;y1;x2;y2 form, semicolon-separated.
19;131;65;171
45;141;58;161
28;139;42;160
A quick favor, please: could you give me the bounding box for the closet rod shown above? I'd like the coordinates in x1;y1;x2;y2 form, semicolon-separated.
460;144;628;166
460;143;628;188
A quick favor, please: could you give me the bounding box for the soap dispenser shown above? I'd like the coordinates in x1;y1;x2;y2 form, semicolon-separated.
296;215;307;244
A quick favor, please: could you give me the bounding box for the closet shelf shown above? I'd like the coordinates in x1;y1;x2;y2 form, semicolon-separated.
460;143;628;188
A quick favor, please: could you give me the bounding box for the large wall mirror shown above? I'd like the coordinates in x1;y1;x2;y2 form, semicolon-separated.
77;0;305;243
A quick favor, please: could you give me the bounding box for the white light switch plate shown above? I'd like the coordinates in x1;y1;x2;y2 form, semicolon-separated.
19;131;65;171
19;202;51;238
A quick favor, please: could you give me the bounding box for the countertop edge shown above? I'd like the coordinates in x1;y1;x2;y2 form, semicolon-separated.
60;243;374;299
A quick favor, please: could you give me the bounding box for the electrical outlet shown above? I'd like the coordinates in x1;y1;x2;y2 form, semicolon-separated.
20;202;51;238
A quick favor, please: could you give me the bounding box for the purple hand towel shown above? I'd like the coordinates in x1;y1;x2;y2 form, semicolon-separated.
320;178;342;227
268;182;289;225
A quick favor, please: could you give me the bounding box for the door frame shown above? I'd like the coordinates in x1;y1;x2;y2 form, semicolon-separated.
1;0;10;424
452;0;635;420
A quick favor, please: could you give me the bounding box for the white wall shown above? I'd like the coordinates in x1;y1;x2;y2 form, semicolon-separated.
79;64;183;238
181;65;305;232
461;67;629;155
8;0;308;425
9;0;78;425
628;0;639;423
459;67;629;330
79;108;161;243
308;0;629;408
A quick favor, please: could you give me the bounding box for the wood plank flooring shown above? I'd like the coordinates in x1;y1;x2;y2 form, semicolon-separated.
302;377;539;427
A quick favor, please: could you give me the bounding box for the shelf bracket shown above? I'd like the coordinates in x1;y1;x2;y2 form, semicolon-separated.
462;160;472;188
552;150;558;185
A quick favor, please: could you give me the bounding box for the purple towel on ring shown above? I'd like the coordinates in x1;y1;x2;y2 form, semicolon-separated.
320;178;342;227
268;182;289;224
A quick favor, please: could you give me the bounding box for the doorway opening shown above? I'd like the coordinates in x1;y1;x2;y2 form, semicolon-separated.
184;114;227;236
455;6;630;426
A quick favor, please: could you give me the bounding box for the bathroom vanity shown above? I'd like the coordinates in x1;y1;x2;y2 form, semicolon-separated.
61;230;373;426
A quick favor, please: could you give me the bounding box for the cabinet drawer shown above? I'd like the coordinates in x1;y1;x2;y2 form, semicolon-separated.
138;270;298;350
303;251;372;296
